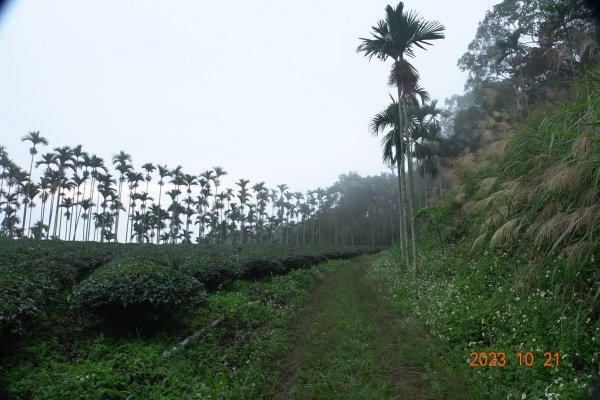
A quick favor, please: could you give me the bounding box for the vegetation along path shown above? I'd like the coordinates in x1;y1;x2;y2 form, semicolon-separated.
275;256;425;400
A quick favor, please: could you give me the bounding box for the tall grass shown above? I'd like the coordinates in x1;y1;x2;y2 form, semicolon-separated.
369;66;600;399
464;66;600;267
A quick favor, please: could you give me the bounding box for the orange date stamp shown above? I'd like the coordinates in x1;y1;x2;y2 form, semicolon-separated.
469;351;560;367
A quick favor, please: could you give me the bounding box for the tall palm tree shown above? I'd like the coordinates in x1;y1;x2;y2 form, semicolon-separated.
37;175;51;237
0;191;21;237
358;2;444;273
182;173;197;243
168;166;184;244
124;170;143;242
155;165;171;244
212;166;227;238
50;146;74;239
0;146;8;207
35;155;58;239
370;95;432;263
198;171;216;242
21;131;48;236
135;192;153;242
56;179;75;240
253;182;268;244
411;100;443;207
236;178;250;244
370;98;409;263
69;145;88;240
112;150;132;242
86;155;107;241
96;173;116;242
68;173;85;240
141;162;155;236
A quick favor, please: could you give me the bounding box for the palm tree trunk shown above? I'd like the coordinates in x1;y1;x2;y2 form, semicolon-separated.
93;186;101;242
58;201;64;240
27;202;34;237
142;181;149;239
400;85;419;275
398;158;409;265
52;178;62;239
156;185;163;245
437;156;443;202
113;177;124;243
86;175;96;241
125;187;133;243
21;153;35;236
46;189;55;239
73;179;87;241
394;88;409;266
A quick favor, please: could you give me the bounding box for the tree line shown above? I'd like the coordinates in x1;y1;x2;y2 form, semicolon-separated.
358;2;445;273
1;3;451;250
1;132;442;246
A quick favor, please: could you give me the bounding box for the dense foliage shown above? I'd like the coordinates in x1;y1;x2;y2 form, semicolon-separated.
0;258;345;399
453;67;600;266
0;240;377;336
0;240;124;335
370;233;599;399
70;259;207;322
360;2;600;398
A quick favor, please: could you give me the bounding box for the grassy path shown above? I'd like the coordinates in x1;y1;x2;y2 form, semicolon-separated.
275;256;425;400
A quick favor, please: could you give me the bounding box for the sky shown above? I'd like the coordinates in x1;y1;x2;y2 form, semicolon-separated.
0;0;497;194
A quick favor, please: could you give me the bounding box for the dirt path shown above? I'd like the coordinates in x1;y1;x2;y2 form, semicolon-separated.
274;256;427;400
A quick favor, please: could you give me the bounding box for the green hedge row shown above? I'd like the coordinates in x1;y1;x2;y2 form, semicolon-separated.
70;258;207;322
1;242;378;333
0;241;126;335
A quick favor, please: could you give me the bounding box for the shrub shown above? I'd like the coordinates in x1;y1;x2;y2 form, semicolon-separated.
0;265;58;335
179;254;242;290
71;258;206;322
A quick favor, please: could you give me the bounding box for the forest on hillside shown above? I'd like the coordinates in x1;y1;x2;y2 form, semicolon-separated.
1;0;599;399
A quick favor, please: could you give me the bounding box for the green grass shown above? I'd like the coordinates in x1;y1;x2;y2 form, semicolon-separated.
0;259;344;399
279;256;430;400
368;232;600;399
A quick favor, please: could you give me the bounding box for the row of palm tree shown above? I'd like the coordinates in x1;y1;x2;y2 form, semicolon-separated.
0;137;401;246
358;2;445;273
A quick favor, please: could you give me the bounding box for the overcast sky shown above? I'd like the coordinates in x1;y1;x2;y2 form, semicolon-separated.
0;0;497;194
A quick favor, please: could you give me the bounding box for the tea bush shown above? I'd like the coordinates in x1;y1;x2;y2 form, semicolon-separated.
0;265;58;335
71;258;207;322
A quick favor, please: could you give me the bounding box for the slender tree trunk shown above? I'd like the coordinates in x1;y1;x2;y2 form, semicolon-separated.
395;92;409;265
142;181;149;240
93;187;101;242
0;169;5;215
64;212;70;240
114;177;124;243
156;185;163;245
58;203;63;240
46;190;54;239
73;177;87;241
423;164;429;208
400;81;418;274
52;180;62;238
437;156;443;202
86;175;96;241
399;159;409;265
21;153;35;236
